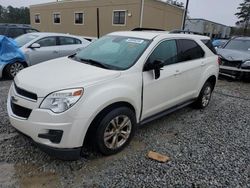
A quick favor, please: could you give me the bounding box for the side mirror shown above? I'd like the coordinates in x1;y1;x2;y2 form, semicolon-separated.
144;59;164;80
30;43;40;49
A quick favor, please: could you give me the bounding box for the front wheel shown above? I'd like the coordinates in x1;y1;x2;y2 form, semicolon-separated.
95;107;136;155
193;82;213;109
5;62;25;79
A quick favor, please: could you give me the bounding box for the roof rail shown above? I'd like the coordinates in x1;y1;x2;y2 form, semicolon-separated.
169;29;203;35
132;27;165;31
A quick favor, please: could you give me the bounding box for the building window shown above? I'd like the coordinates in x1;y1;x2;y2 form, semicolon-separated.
113;10;126;25
35;14;40;24
75;12;84;24
53;13;61;24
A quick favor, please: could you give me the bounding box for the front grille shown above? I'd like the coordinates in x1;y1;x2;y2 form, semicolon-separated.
14;83;37;101
11;101;32;119
221;59;242;68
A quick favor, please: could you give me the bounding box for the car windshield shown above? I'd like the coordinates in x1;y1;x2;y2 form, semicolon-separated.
73;35;150;70
224;39;250;51
15;33;39;47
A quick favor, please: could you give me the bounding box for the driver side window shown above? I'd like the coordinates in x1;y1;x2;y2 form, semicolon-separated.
148;40;177;66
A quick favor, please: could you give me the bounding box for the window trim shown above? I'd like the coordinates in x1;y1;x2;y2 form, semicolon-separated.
112;10;127;26
53;12;61;25
34;13;41;24
74;12;84;25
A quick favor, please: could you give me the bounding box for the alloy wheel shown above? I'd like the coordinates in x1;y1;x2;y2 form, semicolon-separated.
202;86;212;107
9;62;24;78
104;115;132;149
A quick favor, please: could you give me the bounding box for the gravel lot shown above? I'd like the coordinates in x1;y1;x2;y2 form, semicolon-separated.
0;78;249;187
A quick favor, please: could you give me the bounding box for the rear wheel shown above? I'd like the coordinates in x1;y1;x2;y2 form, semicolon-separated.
95;107;136;155
5;62;25;79
193;82;213;109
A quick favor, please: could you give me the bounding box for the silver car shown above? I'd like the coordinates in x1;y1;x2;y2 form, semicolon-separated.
1;32;91;79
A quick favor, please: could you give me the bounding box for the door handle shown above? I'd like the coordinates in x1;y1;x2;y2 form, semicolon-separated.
201;62;206;67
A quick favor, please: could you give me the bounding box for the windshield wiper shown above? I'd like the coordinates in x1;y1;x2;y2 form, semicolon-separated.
68;53;76;58
79;58;111;69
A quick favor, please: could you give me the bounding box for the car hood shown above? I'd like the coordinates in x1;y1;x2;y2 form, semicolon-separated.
14;57;121;97
217;48;250;61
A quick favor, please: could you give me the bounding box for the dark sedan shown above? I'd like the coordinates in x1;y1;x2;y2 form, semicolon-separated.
217;37;250;80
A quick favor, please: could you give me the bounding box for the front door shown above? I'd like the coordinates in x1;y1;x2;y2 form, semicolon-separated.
27;36;59;65
142;39;184;120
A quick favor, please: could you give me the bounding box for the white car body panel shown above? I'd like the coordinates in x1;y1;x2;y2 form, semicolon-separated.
7;31;219;151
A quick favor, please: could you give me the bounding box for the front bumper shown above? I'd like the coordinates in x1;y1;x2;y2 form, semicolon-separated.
219;65;250;79
7;84;90;158
17;130;81;160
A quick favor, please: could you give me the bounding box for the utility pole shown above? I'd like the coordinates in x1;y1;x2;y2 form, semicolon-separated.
182;0;190;30
140;0;145;28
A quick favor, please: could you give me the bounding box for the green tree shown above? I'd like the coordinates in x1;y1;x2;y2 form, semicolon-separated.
0;6;30;24
235;0;250;35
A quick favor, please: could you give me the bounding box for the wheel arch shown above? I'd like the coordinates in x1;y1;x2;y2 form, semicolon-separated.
82;101;136;147
2;60;28;78
205;75;217;91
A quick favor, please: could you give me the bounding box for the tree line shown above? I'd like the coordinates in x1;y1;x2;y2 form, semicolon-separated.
0;5;30;24
234;0;250;36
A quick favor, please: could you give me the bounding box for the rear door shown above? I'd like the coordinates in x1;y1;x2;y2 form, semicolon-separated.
27;36;59;65
58;36;84;57
175;39;205;99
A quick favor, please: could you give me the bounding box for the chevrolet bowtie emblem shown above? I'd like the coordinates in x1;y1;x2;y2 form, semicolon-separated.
11;96;18;103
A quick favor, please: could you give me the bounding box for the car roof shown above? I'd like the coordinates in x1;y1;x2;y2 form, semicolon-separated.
109;31;210;40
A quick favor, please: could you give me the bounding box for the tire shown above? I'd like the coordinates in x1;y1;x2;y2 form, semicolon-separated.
95;107;136;155
193;82;213;109
5;62;25;79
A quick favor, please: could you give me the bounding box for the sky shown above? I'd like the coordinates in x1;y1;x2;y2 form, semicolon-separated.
0;0;243;26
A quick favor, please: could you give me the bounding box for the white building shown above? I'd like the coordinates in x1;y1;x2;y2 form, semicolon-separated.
185;18;231;38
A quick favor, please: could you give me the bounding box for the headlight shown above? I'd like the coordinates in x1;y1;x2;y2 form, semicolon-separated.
242;60;250;68
40;88;83;113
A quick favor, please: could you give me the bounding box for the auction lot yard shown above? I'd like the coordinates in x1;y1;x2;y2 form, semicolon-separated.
0;79;249;187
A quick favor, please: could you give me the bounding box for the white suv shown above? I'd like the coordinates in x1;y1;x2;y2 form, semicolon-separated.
7;31;219;160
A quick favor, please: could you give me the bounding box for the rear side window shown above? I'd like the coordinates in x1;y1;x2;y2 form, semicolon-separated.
148;40;178;65
8;28;25;38
177;39;205;62
59;37;81;45
202;39;217;54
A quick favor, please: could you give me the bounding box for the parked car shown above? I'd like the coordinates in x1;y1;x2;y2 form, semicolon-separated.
1;32;91;79
216;37;250;80
212;39;228;48
0;24;39;38
7;31;219;160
